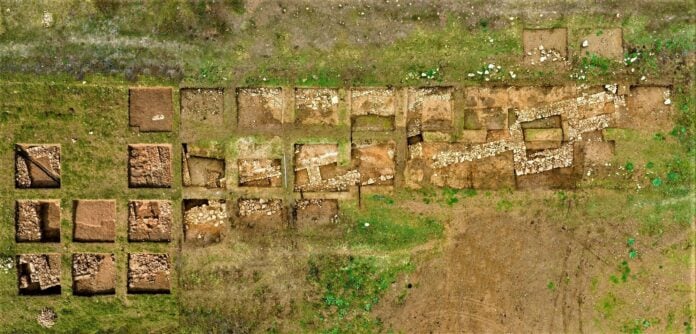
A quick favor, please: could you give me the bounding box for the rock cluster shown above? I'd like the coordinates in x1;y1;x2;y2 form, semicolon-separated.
184;200;227;227
239;198;283;217
128;253;170;292
128;144;172;187
17;254;61;293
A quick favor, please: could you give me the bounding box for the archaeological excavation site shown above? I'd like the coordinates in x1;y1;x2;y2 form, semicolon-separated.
0;1;693;333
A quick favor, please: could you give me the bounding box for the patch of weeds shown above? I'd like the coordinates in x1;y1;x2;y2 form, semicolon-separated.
344;202;443;251
547;281;556;291
369;194;394;205
305;255;412;333
596;292;619;319
495;199;513;212
621;318;653;334
625;162;635;172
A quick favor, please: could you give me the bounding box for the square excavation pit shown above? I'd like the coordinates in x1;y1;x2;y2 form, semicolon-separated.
294;199;339;228
182;145;225;188
471;152;516;189
73;200;116;242
237;87;283;129
407;87;454;134
352;141;396;186
622;86;674;133
17;254;61;295
15;144;61;189
578;28;623;61
237;198;286;229
180;88;225;133
15;200;60;242
128;144;173;188
129;87;173;132
128;200;172;242
183;199;227;244
72;253;116;296
238;159;282;187
127;253;171;294
523;28;568;66
294;144;357;192
295;88;340;126
351;88;396;131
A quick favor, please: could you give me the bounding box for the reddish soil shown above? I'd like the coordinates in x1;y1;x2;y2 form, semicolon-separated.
72;200;116;242
128;200;172;242
620;85;674;132
72;253;116;295
129;87;173;132
128;144;173;188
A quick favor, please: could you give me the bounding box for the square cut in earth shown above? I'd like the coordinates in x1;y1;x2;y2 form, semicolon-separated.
352;141;396;186
128;200;172;242
238;198;286;229
237;87;283;129
620;85;674;132
15;200;60;242
128;144;173;188
127;253;171;294
294;144;356;192
182;145;225;188
294;199;339;228
523;28;568;65
579;28;623;61
72;253;116;296
180;88;224;133
129;87;173;132
295;88;340;126
73;200;116;242
238;159;282;187
408;87;453;133
17;254;61;295
351;88;396;131
183;199;227;244
15;144;61;189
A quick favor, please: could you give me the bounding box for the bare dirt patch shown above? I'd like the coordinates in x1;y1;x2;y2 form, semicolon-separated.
15;200;60;242
352;141;396;186
15;144;61;189
72;253;116;295
237;198;287;229
523;28;568;66
182;144;225;188
578;28;623;61
295;88;340;126
128;144;173;188
183;199;228;245
620;85;674;133
407;87;453;135
294;199;339;228
294;144;358;192
180;88;224;135
17;253;61;295
128;200;172;242
238;159;282;187
237;87;283;129
351;88;396;131
129;87;173;132
73;200;116;242
127;253;171;294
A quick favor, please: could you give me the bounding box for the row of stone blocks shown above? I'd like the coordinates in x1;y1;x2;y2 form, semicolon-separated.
16;253;170;295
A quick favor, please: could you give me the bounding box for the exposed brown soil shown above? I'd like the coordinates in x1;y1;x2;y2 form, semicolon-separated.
237;87;283;129
237;198;287;229
620;85;674;132
351;88;396;131
72;200;116;242
14;144;61;188
352;141;396;186
578;28;624;61
295;88;340;126
129;87;173;132
72;253;116;295
128;200;172;242
523;28;568;66
294;199;339;228
17;254;61;295
294;143;358;192
238;158;282;187
407;86;454;134
127;253;171;294
128;144;173;188
183;199;228;245
15;200;60;242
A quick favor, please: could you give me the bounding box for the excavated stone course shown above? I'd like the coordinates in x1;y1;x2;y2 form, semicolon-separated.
15;200;60;242
72;253;116;295
15;144;61;188
127;253;171;293
17;254;61;295
128;144;173;188
128;200;172;242
183;199;228;244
